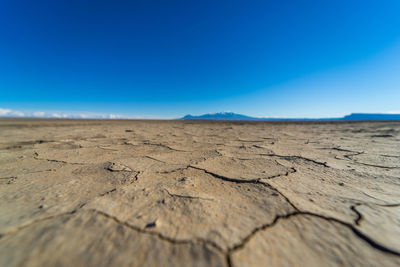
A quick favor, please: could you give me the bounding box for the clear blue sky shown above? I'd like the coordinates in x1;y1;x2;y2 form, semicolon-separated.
1;0;399;118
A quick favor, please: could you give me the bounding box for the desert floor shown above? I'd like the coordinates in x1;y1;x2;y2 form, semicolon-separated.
0;119;399;266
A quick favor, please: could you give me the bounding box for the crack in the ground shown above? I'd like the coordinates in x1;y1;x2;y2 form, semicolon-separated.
259;181;299;211
133;171;141;183
188;165;260;183
376;203;400;207
152;161;299;213
3;205;398;267
381;154;400;158
263;167;297;180
182;165;400;261
352;161;400;169
90;209;224;253
0;173;143;238
188;165;299;211
98;188;117;196
0;203;86;239
1;179;398;267
304;212;400;256
259;153;329;167
227;211;400;266
350;204;363;225
144;155;168;163
252;144;268;149
143;142;188;152
227;211;298;254
360;192;400;207
33;151;85;165
342;151;364;161
188;163;297;183
163;188;214;201
236;139;265;143
146;150;221;171
320;147;362;154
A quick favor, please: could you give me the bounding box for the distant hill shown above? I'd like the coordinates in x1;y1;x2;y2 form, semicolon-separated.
180;112;400;121
343;113;400;120
181;112;259;121
180;112;327;121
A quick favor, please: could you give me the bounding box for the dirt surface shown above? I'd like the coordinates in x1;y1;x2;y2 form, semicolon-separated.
0;119;399;266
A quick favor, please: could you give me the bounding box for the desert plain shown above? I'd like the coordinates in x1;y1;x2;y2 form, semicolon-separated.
0;119;399;267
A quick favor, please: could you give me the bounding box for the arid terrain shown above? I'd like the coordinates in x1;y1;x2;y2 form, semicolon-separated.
0;119;399;267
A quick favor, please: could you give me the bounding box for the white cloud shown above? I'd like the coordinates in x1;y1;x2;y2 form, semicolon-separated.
33;111;45;117
0;108;12;115
0;108;25;117
0;107;151;119
108;114;123;119
12;111;25;117
51;113;68;118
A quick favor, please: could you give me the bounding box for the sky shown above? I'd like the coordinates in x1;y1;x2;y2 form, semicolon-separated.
1;0;400;119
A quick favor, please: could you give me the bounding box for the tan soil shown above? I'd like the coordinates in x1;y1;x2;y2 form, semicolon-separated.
0;119;399;266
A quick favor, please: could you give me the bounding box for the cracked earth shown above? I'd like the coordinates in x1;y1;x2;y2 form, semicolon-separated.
0;119;399;267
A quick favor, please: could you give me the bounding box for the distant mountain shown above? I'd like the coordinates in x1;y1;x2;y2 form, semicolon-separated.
180;112;400;121
180;112;323;121
181;112;260;121
343;113;400;120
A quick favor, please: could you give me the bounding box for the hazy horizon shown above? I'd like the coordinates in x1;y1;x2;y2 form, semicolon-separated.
1;107;400;120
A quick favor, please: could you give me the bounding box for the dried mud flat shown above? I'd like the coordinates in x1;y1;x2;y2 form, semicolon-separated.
0;119;399;267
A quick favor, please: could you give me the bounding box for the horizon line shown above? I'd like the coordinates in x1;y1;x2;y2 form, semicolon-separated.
1;107;400;120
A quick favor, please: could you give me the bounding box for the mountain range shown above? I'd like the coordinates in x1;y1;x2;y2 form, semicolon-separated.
180;112;400;121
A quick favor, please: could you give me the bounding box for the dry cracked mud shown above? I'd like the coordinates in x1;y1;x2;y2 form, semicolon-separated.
0;119;399;267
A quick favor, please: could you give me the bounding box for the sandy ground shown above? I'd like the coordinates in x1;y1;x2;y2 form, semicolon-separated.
0;119;399;267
